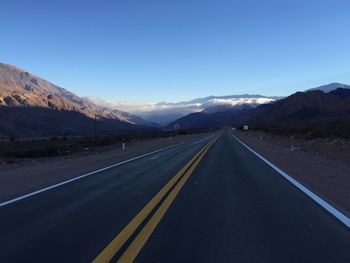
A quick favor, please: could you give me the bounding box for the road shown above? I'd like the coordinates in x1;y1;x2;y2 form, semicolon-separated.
0;129;349;262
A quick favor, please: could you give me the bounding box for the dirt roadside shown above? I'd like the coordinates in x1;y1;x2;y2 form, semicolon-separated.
0;133;208;203
234;130;350;216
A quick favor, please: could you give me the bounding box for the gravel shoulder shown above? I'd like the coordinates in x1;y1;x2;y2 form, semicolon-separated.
234;130;350;216
0;133;207;203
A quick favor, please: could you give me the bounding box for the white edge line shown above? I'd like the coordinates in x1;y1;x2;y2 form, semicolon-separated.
232;134;350;229
0;136;211;208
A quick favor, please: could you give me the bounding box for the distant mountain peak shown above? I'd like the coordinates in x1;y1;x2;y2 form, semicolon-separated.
307;82;350;93
329;88;350;99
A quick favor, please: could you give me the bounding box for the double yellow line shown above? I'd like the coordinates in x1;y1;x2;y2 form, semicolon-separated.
93;136;218;263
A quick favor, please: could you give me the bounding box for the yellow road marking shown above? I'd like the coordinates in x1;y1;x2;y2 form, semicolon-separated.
92;139;214;263
117;140;215;262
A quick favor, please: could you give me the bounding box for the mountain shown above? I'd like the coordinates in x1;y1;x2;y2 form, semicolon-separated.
166;104;254;130
94;94;279;126
150;95;278;126
306;82;350;93
329;87;350;99
248;88;350;126
0;63;152;138
166;85;350;130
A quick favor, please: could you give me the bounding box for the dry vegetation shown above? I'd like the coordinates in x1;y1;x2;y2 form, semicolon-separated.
0;129;211;160
243;121;350;140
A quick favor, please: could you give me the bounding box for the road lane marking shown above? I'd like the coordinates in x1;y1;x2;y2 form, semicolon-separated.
0;135;214;208
117;139;215;263
92;139;215;263
232;134;350;229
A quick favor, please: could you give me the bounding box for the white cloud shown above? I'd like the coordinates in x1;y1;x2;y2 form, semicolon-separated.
208;97;275;106
91;96;275;115
92;98;203;113
90;96;277;125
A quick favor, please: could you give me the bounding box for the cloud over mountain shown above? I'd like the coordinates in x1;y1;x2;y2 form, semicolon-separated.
92;95;278;126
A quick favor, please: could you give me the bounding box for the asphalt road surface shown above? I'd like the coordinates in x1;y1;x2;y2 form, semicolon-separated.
0;129;349;262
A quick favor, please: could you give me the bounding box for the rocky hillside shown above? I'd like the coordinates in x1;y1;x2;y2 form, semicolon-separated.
250;88;350;125
0;63;152;138
0;63;152;124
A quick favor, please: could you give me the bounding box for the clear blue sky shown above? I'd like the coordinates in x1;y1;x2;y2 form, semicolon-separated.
1;0;350;103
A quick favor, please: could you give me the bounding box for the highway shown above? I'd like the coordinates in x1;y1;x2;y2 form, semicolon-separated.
0;129;349;262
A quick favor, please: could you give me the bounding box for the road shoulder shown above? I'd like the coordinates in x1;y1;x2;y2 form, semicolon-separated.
0;134;206;202
233;130;350;216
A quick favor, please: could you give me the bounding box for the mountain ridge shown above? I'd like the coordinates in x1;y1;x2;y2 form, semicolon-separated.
166;85;350;130
306;82;350;93
249;88;350;126
0;63;153;137
0;63;153;125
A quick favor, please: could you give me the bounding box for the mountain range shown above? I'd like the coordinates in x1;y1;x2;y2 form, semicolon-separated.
93;94;279;126
1;62;349;137
166;83;350;130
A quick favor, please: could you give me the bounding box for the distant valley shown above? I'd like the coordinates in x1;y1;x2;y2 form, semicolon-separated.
93;95;280;126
